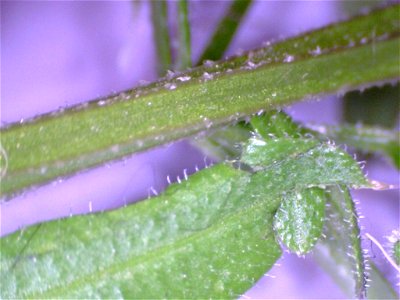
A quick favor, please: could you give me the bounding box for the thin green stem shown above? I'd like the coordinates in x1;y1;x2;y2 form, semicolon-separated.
177;0;192;69
198;0;252;63
151;1;172;75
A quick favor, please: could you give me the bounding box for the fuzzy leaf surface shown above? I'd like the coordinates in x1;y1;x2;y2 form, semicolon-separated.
273;187;326;255
1;131;369;298
242;140;369;189
313;185;367;299
249;110;307;139
1;164;282;299
317;124;400;169
241;138;318;169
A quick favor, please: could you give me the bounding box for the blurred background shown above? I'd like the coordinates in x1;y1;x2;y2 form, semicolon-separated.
1;1;399;298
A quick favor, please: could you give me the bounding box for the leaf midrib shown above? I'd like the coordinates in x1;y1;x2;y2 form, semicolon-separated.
23;199;272;298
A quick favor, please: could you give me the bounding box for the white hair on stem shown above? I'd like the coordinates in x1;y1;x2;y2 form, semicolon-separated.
365;232;400;273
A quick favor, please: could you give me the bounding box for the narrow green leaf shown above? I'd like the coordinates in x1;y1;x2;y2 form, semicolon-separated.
176;0;192;69
1;164;282;299
313;185;367;299
151;1;172;75
197;0;252;63
273;187;327;255
366;260;398;300
2;5;398;197
313;124;400;169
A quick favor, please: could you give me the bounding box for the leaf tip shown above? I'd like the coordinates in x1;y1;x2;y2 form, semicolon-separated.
368;180;398;190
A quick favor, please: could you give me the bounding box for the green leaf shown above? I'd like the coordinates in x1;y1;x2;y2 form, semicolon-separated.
313;185;366;299
1;120;370;298
241;137;319;169
313;124;400;169
243;142;369;189
273;187;327;255
194;110;306;164
197;0;253;63
247;113;368;257
366;260;398;300
240;111;316;167
1;164;282;299
309;179;399;299
250;110;307;139
1;5;398;197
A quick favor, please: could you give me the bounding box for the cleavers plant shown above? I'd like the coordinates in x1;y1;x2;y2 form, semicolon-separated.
1;2;399;299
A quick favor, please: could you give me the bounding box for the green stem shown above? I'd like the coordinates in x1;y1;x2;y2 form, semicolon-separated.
198;0;253;63
1;5;399;198
177;0;192;69
151;1;172;75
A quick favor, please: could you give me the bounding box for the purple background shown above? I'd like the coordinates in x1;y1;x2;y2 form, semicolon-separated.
1;1;399;298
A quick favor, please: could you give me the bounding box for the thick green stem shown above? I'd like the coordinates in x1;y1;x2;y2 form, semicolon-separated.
1;5;399;198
